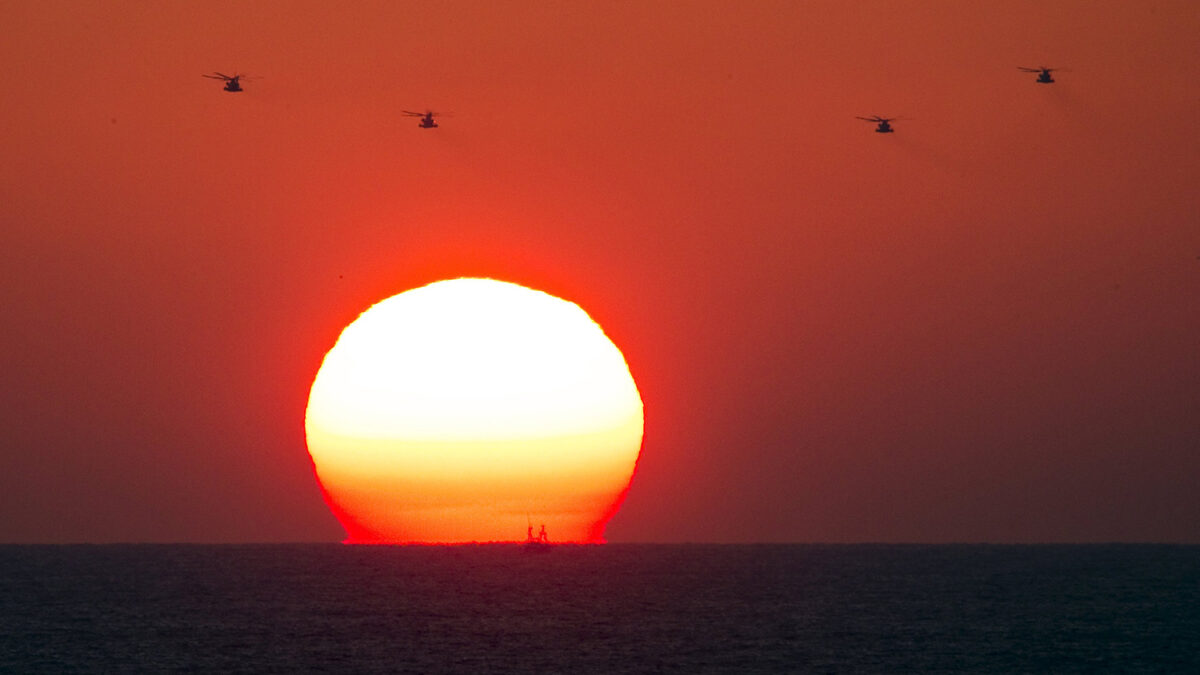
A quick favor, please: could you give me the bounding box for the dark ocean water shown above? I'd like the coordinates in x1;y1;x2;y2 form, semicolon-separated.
0;544;1196;673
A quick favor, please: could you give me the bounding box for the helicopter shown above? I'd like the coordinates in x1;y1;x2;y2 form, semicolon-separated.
402;110;443;128
856;115;902;133
203;72;248;92
1018;66;1061;83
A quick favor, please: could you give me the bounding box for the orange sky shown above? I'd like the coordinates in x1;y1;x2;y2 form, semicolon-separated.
1;1;1197;543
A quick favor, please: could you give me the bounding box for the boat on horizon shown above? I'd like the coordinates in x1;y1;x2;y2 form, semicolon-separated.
522;523;552;553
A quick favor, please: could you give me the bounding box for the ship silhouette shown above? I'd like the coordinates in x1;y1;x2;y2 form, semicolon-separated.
522;523;552;553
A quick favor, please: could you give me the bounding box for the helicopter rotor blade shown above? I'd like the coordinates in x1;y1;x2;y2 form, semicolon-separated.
213;72;234;80
855;116;880;122
1017;67;1040;72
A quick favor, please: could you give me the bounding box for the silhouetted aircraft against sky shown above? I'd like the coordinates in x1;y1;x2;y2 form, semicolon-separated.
202;72;248;92
402;110;443;128
1018;66;1063;83
856;116;903;133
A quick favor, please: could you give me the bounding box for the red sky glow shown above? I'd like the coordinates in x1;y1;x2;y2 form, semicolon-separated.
1;1;1197;543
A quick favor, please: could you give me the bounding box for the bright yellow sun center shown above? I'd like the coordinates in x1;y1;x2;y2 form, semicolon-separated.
305;278;644;543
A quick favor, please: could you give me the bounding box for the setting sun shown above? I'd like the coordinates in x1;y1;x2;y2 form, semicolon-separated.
305;278;643;543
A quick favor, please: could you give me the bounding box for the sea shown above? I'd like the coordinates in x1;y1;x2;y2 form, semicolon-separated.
1;544;1196;673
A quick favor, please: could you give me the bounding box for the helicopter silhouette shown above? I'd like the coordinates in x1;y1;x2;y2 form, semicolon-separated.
402;110;443;128
1018;67;1062;83
203;72;248;92
856;115;903;133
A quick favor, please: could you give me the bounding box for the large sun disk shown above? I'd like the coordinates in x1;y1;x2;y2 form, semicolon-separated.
305;278;644;543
